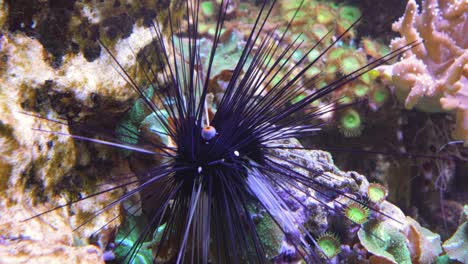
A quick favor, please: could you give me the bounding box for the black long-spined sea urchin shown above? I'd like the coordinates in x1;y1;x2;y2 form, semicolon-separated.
25;0;420;263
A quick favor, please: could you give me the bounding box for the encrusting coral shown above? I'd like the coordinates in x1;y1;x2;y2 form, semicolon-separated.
378;0;468;140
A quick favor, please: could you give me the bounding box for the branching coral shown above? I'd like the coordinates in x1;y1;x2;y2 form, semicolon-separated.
379;0;468;140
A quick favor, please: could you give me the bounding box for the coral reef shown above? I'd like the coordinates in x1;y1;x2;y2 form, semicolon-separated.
378;0;468;140
0;0;466;262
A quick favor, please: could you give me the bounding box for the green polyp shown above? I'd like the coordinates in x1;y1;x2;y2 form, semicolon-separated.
200;1;215;17
344;202;369;224
362;38;377;54
207;30;251;77
369;69;380;80
325;64;338;75
286;10;306;21
368;183;387;203
317;233;341;258
341;56;360;74
307;49;321;62
339;108;363;137
311;24;328;39
208;27;226;36
297;34;309;43
295;10;307;20
328;48;345;61
369;187;386;202
131;86;154;122
319;239;337;257
373;88;388;103
339;6;361;22
342;110;361;130
293;50;303;62
311;99;321;107
360;72;371;84
317;7;334;24
207;27;216;36
284;1;303;10
291;94;306;104
198;24;209;34
318;81;327;89
338;19;352;30
305;66;321;78
272;74;283;86
151;223;166;245
354;84;369;97
338;96;351;104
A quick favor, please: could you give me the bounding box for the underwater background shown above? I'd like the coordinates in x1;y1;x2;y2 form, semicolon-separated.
0;0;467;263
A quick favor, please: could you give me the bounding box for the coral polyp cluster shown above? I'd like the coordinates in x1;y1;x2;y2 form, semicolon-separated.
274;0;395;135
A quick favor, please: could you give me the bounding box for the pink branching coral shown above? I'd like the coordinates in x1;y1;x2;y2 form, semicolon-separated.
379;0;468;140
